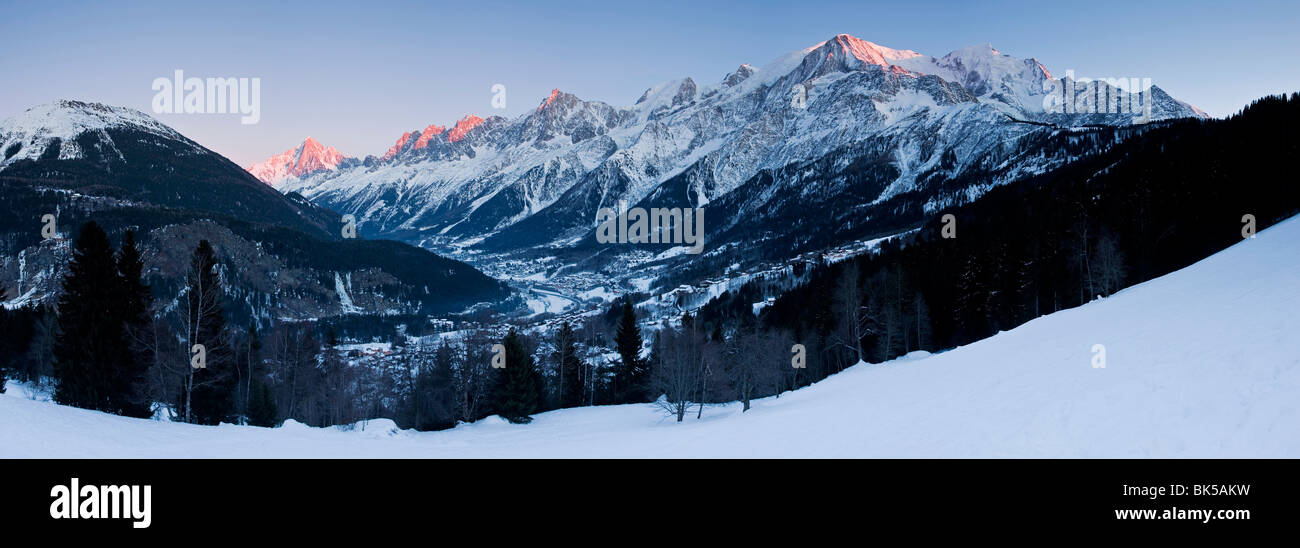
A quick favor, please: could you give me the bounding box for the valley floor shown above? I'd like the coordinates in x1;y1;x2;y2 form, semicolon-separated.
3;218;1299;458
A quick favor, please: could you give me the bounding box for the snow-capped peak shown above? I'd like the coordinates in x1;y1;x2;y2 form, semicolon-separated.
381;131;415;161
953;42;1000;56
373;113;489;163
792;34;927;80
888;42;1057;116
722;64;755;87
825;34;923;66
447;114;485;142
538;88;562;112
1;100;192;169
2;100;182;139
247;136;346;184
413;124;446;150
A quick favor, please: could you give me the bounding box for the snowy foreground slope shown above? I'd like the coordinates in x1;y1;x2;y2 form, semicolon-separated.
4;218;1299;458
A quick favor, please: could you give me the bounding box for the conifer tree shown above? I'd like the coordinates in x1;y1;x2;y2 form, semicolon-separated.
612;298;646;403
19;306;57;384
112;230;153;418
412;341;456;430
494;328;542;423
53;221;124;411
553;321;584;408
245;379;278;427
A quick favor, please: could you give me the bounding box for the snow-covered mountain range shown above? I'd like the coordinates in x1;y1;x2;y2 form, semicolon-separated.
254;34;1205;287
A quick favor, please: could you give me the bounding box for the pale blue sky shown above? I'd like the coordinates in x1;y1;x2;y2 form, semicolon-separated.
3;0;1297;166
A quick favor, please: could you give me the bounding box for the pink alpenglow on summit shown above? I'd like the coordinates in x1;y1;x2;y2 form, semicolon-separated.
824;34;923;68
246;137;345;184
413;124;445;150
447;115;484;142
382;131;415;161
538;88;561;111
374;115;483;162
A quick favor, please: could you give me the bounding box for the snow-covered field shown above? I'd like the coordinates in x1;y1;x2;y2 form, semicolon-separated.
3;217;1298;458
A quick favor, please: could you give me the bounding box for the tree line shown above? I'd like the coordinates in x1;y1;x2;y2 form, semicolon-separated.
0;225;657;428
693;93;1300;394
2;93;1297;428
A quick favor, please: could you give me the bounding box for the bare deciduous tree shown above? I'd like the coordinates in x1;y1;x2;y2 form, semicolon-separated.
1091;232;1127;297
649;319;713;422
833;264;877;367
725;324;783;412
453;331;494;423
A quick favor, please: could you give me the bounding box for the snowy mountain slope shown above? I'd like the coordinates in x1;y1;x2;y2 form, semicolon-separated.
1;100;203;168
0;100;511;317
0;100;341;238
5;214;1296;458
890;42;1054;117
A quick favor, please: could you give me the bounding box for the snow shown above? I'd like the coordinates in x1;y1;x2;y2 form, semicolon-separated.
2;288;38;310
873;88;940;126
246;137;346;184
266;34;1202;261
334;272;361;314
524;287;575;315
823;34;924;68
629;276;654;292
0;100;195;169
335;341;392;354
4;215;1298;458
891;43;1053;117
578;286;617;302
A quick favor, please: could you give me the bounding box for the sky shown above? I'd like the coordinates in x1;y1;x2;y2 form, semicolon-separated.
3;0;1298;167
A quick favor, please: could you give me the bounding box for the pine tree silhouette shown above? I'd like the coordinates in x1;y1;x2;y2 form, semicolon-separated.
613;299;646;403
111;230;153;418
494;329;542;424
53;222;127;412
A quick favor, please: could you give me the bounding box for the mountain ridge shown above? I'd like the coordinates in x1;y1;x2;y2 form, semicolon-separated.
258;34;1204;293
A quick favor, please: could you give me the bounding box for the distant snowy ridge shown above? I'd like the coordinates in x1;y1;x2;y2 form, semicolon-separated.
262;33;1206;263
